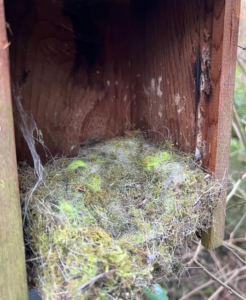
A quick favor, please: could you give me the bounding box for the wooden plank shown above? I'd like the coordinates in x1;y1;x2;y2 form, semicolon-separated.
0;0;28;299
6;0;131;162
131;0;201;153
200;0;240;249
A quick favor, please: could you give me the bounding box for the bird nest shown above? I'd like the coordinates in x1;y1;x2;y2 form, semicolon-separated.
19;132;222;300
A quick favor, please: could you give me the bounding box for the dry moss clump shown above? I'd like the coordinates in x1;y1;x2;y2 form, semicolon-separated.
19;133;222;300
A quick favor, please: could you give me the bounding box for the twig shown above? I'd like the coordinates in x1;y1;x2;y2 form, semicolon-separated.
179;266;241;300
227;179;246;209
223;244;246;265
223;241;246;256
179;279;214;300
76;269;118;293
226;238;246;244
26;256;43;262
233;106;246;151
208;250;226;278
229;210;246;243
238;45;246;50
186;241;201;267
236;184;246;201
234;193;246;200
227;172;246;203
207;265;246;300
227;200;246;210
237;58;246;77
235;274;246;288
193;260;246;300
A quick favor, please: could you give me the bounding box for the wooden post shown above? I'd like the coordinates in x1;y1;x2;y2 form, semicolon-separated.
0;0;28;299
201;0;241;249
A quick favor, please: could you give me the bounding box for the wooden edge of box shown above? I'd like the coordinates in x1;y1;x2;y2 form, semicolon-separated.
0;0;28;298
201;0;241;249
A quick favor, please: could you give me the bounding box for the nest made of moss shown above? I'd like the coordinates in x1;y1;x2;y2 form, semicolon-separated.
19;132;222;300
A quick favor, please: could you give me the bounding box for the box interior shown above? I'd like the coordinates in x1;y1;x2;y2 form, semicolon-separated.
5;0;200;162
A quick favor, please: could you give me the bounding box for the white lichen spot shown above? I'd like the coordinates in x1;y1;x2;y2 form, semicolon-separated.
177;107;184;114
107;80;110;86
145;76;164;98
115;81;118;85
157;76;163;97
174;93;181;105
195;148;201;160
174;94;186;114
123;95;128;102
158;104;163;117
150;78;155;93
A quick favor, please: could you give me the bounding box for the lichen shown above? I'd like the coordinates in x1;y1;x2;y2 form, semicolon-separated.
19;133;222;300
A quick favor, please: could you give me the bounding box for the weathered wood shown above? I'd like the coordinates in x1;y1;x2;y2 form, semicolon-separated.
130;0;240;249
0;0;28;299
200;0;240;249
6;0;131;162
131;0;200;152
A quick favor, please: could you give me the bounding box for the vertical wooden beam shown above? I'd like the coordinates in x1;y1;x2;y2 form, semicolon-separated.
201;0;240;249
0;0;28;299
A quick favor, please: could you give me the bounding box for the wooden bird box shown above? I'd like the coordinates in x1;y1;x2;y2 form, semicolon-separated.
0;0;240;299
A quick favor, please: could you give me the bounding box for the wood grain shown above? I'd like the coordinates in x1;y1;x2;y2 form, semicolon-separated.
7;0;131;161
131;0;200;152
0;0;28;298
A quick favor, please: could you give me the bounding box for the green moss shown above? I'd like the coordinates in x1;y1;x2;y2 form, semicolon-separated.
141;151;173;171
19;134;221;300
87;173;101;191
164;197;176;214
68;160;87;169
60;201;79;219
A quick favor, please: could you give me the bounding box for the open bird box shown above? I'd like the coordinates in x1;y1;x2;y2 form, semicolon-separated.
0;0;240;299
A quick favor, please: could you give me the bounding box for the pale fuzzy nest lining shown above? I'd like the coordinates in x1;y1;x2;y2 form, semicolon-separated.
19;133;222;300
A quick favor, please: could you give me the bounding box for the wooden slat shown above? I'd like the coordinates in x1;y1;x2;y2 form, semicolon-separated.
7;0;131;162
200;0;240;249
0;0;28;299
131;0;200;152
